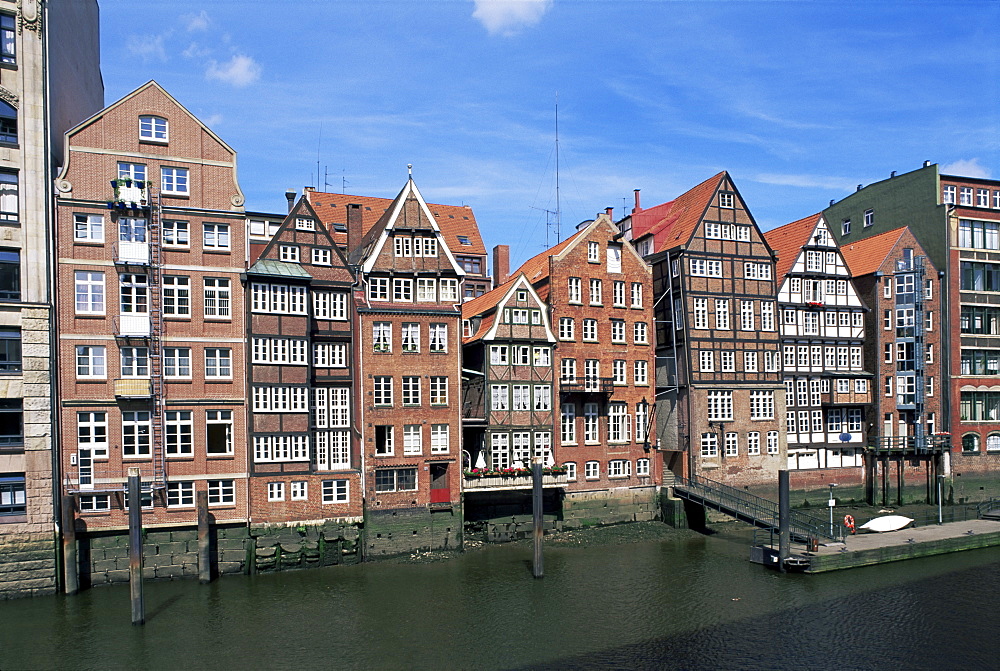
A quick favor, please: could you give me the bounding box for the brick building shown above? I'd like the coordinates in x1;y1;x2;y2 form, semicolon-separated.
245;197;362;524
506;213;660;525
764;214;872;490
348;175;465;554
826;162;1000;501
54;82;250;562
0;0;103;598
841;227;946;505
625;172;785;490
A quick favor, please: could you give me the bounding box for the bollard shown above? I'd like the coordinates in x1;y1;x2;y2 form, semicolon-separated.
127;468;144;626
197;490;211;583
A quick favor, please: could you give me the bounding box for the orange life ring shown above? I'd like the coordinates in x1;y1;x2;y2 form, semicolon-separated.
843;514;856;534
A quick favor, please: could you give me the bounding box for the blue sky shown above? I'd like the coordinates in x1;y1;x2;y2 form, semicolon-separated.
100;0;1000;269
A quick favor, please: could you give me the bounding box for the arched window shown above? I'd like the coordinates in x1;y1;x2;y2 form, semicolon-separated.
0;101;16;145
962;433;980;453
987;434;1000;452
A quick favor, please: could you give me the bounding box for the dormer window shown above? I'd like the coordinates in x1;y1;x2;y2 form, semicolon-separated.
295;217;315;231
139;115;168;143
456;235;471;245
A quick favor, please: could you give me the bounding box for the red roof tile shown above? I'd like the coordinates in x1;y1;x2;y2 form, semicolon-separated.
839;227;910;277
633;172;726;253
763;213;822;278
306;191;486;255
509;230;584;287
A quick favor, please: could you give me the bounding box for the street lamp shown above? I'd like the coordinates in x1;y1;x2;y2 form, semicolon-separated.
828;483;838;537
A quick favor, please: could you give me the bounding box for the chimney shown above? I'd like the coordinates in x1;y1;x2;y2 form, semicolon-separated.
285;189;296;213
856;184;862;192
604;207;614;220
633;189;641;213
493;244;510;287
347;203;363;255
891;171;896;178
923;160;931;168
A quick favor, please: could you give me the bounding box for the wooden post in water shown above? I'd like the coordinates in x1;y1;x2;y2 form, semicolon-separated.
197;490;211;583
61;494;78;595
532;457;544;578
127;468;144;626
778;469;789;574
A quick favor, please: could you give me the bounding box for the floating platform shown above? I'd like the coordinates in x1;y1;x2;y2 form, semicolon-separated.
759;519;1000;573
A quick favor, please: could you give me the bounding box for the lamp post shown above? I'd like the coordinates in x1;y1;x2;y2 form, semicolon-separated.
828;483;838;537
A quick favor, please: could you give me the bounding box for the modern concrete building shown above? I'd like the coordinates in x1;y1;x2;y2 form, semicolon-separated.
0;0;103;599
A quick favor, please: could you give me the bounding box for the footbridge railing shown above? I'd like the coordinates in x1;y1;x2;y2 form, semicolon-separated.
673;474;843;542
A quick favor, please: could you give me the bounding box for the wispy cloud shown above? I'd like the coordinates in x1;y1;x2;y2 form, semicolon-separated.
752;173;855;191
472;0;552;36
206;55;261;87
941;158;992;179
203;113;223;127
184;10;210;32
182;42;211;59
127;33;170;62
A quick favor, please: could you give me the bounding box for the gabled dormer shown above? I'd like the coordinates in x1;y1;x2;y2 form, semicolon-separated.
250;198;353;284
463;274;557;346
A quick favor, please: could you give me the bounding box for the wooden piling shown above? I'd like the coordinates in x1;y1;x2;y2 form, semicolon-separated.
61;494;78;595
197;490;211;584
532;458;543;579
127;469;144;626
778;470;789;573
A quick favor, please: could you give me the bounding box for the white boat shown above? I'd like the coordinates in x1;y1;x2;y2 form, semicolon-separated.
859;515;914;533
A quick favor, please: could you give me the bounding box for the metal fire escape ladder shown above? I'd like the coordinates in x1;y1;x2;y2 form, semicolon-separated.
147;190;166;488
910;256;927;451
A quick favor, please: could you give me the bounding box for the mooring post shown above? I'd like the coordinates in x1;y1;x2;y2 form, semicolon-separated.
127;468;144;626
532;456;544;578
778;469;789;574
197;490;211;583
61;494;78;595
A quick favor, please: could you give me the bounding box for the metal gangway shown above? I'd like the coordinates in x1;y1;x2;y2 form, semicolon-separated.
673;474;844;542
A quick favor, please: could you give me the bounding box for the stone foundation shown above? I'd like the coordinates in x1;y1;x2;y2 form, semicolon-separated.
364;505;463;557
0;532;57;599
562;486;660;529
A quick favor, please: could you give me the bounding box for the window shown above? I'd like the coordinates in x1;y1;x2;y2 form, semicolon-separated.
943;185;956;204
75;345;106;378
203;223;230;250
700;433;718;457
693;299;709;329
559;317;575;340
842;219;851;236
393;278;413;302
700;350;714;372
490;385;509;411
960;187;973;206
750;391;774;420
0;249;18;302
201;409;233;455
582;318;598;341
609;403;631;443
440;279;459;302
119;347;149;377
205;348;231;378
715;299;730;330
490;345;509;366
0;14;15;65
766;431;779;454
560;358;577;384
402;376;421;406
160;220;189;247
161;166;189;195
864;209;874;227
721;351;734;372
268;482;285;502
375;468;417;492
76;412;108;459
608;459;631;478
139;115;168;142
322;479;349;504
403;425;422;455
611;319;625;343
368;277;389;301
589;278;603;305
163;348;191;378
401;323;420;353
373;322;392;353
561;404;576;444
165;411;193;457
744;351;758;373
612;281;626;307
747;432;761;456
707;391;733;421
584;403;599;443
533;346;550;367
724;432;738;457
584;360;600;392
634;322;648;344
634;360;648;385
0;328;18;373
279;245;300;263
585;461;599;480
205;480;234;506
512;384;530;411
588;241;600;263
630;283;643;308
162;276;190;316
122;411;151;458
690;259;723;277
73;214;104;242
567;277;582;303
740;300;754;331
0;172;15;222
198;277;230;318
311;247;331;266
0;474;25;517
430;377;448;405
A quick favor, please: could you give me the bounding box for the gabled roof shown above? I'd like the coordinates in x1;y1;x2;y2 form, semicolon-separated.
307;191;486;256
840;227;911;277
461;274;555;344
632;172;726;253
763;213;822;278
512;230;584;287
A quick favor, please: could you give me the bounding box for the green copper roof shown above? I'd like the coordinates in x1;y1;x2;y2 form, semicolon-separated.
247;259;312;279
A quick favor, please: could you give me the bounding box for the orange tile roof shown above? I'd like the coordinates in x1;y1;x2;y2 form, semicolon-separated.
306;191;486;255
509;230;584;287
462;275;519;320
634;172;726;253
840;227;910;277
763;213;822;278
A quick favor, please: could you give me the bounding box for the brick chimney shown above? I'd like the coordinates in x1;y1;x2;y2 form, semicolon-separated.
493;244;510;287
604;207;614;220
347;203;363;255
633;189;641;213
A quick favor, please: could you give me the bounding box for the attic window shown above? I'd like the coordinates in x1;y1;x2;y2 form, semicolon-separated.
457;235;471;245
139;115;168;143
295;217;315;231
719;192;734;208
365;207;372;211
449;215;455;219
463;216;469;220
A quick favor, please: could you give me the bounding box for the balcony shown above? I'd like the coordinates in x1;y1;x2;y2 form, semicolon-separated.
114;378;152;398
115;315;151;337
463;469;569;492
115;241;150;265
559;377;615;395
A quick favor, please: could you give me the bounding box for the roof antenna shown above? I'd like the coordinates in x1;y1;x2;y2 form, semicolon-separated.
555;93;561;244
408;163;413;178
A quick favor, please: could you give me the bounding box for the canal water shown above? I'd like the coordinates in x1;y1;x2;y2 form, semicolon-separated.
2;525;999;670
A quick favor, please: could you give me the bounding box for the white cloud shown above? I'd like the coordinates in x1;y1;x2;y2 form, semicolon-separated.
472;0;552;36
182;42;211;59
940;158;991;179
185;10;210;32
752;173;854;191
206;55;261;87
127;33;168;62
203;113;223;127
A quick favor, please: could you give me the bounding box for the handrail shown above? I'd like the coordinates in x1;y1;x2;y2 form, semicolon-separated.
977;498;1000;518
674;473;842;541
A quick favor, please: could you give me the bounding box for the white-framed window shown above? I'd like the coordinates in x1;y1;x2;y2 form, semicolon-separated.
715;299;730;330
690;259;723;277
631;282;643;308
744;351;758;373
138;115;167;142
634;360;648;385
203;223;230;250
393;278;413;302
724;432;738;456
163;276;190;316
589;278;603;305
612;280;626;307
750;390;774;420
694;298;709;329
512;385;530;411
740;300;754;330
368;277;389;301
707;390;733;421
122;411;151;458
279;245;300;262
289;481;308;501
166;482;195;508
119;346;149;377
165;410;193;456
322;479;349;504
960;187;974;206
75;271;105;314
162;220;189;247
564;462;577;480
943;185;956;204
567;277;582;303
582;318;598;341
766;431;779;454
561;404;576;444
533;346;550;366
75;345;106;378
401;322;420;353
403;424;422;455
636;458;650;477
700;350;714;372
608;403;631;443
559;317;575;340
161;166;189;195
430;376;449;405
375;468;417;493
204;348;231;379
700;432;718;457
719;192;734;208
402;376;421;406
440;278;459;302
490;345;509;366
163;347;191;378
608;459;631;478
611;319;625;343
77;411;109;459
431;424;450;454
585;461;599;480
73;213;104;242
534;385;552;411
311;247;332;266
635;402;649;442
202;278;230;318
747;432;761;456
721;351;734;371
490;385;509;411
612;359;627;385
416;278;437;302
560;359;577;384
313;342;347;368
206;480;236;506
268;482;285;502
634;322;648;344
588;241;600;263
584;402;599;443
842;219;851;236
372;321;392;353
205;410;233;455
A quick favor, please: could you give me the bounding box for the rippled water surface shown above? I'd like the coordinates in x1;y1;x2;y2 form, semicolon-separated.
2;526;999;669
